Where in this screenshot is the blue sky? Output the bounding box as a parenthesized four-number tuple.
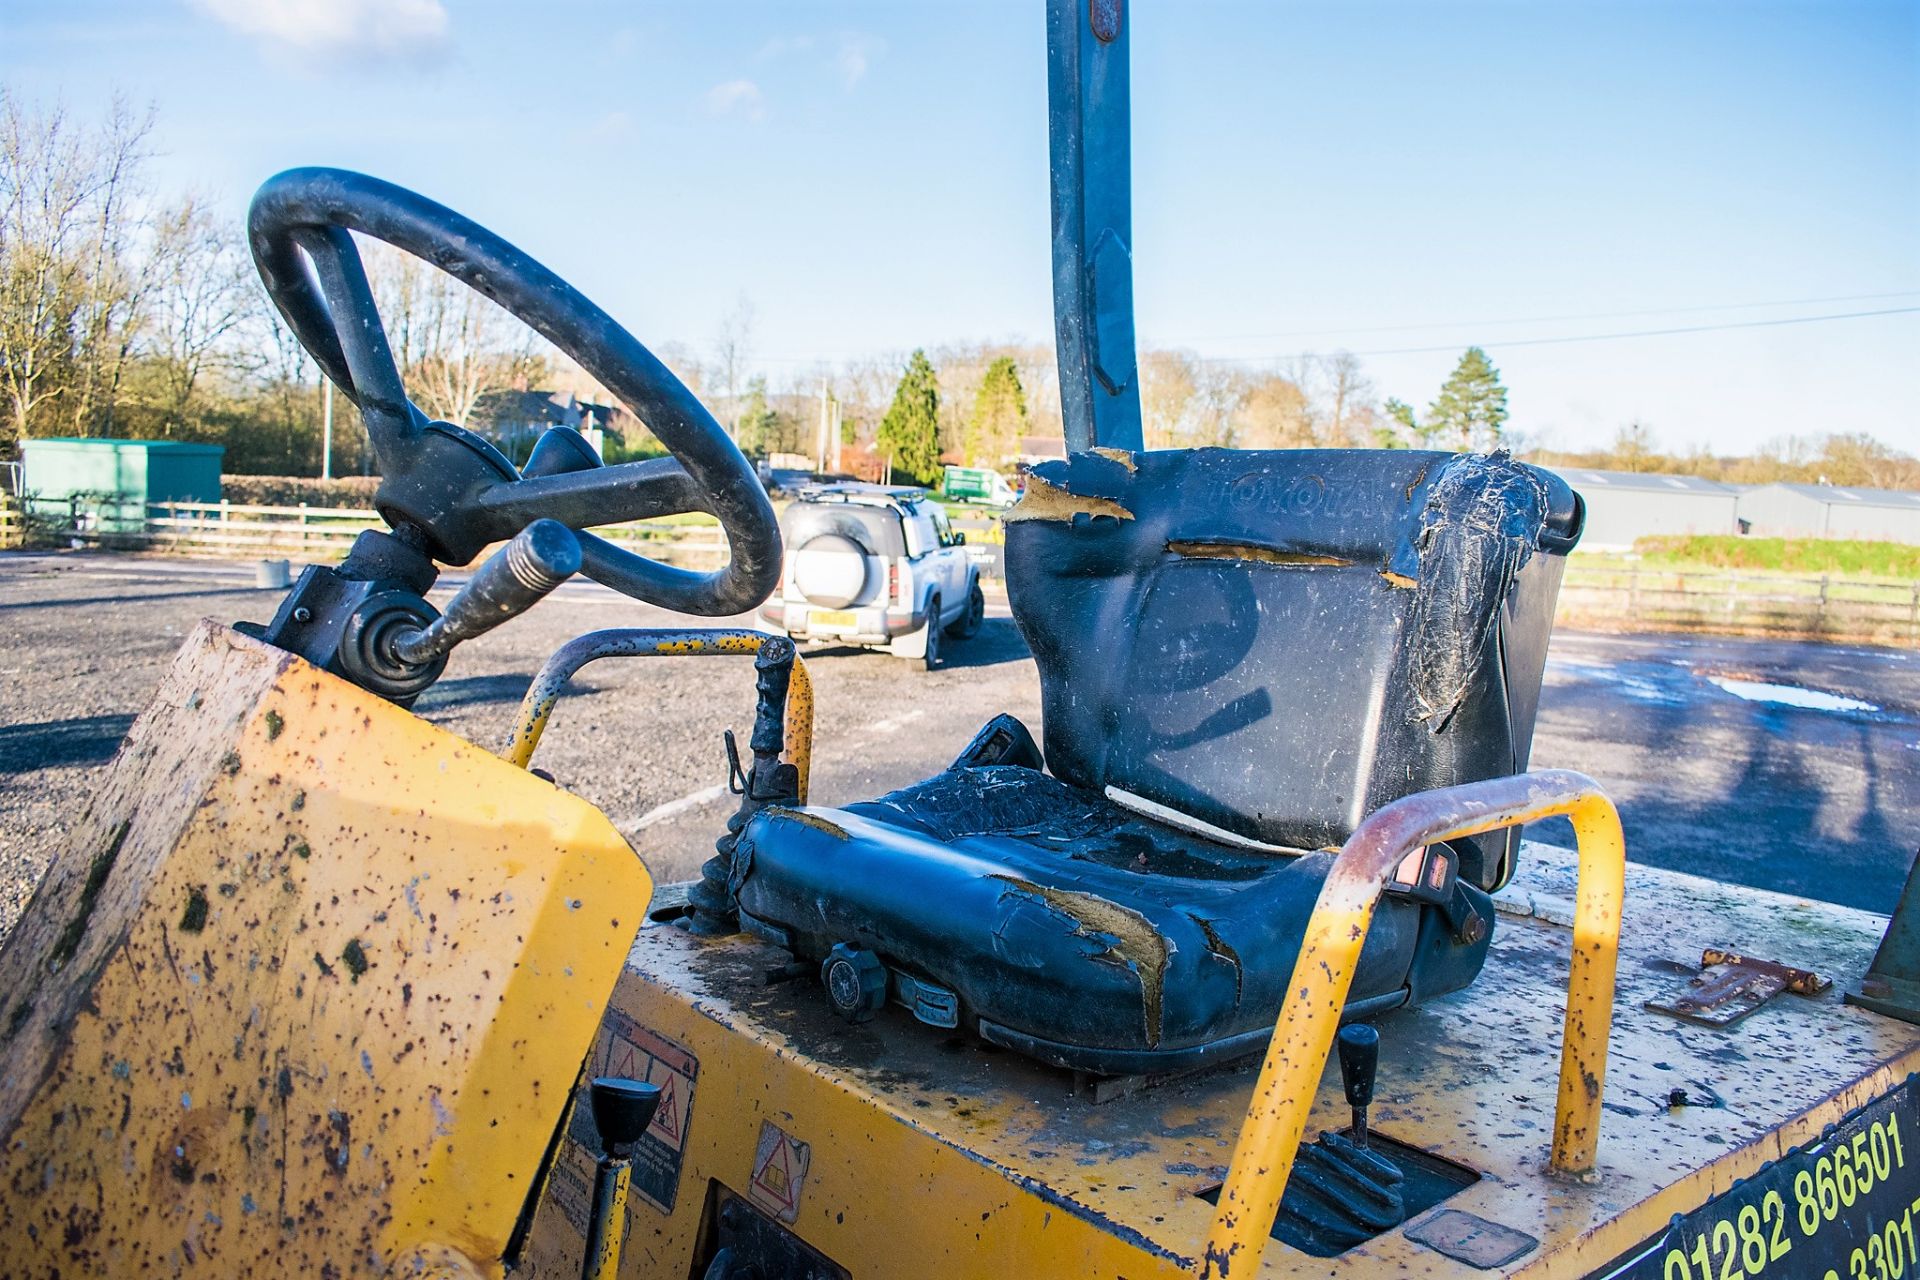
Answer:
(4, 0, 1915, 455)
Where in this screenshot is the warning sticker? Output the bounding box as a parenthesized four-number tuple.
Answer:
(579, 1009, 699, 1215)
(746, 1120, 811, 1224)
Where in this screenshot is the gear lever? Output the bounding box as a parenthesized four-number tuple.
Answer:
(1336, 1023, 1380, 1147)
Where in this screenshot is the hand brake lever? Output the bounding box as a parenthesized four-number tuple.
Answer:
(387, 518, 582, 667)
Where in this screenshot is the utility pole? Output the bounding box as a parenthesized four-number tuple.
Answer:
(829, 397, 842, 473)
(321, 379, 334, 480)
(816, 380, 831, 476)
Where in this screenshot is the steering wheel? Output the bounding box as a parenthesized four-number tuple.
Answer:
(247, 167, 780, 617)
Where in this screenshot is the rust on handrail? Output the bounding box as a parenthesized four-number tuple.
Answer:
(503, 627, 813, 803)
(1199, 769, 1625, 1279)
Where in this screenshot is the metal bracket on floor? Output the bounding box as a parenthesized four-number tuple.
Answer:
(1647, 948, 1831, 1028)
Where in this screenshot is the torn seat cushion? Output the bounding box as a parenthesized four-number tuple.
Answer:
(1003, 448, 1582, 891)
(734, 766, 1493, 1075)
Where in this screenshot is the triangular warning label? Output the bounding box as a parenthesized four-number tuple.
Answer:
(751, 1136, 796, 1213)
(649, 1073, 681, 1143)
(605, 1041, 640, 1080)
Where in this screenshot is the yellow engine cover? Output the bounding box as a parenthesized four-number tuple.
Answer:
(0, 622, 650, 1278)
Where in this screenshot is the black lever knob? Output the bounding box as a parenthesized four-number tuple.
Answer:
(589, 1076, 662, 1158)
(388, 518, 581, 666)
(1337, 1022, 1380, 1146)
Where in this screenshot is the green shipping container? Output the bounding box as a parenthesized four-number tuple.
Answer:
(20, 438, 224, 535)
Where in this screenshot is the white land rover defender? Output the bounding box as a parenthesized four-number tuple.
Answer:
(759, 483, 985, 669)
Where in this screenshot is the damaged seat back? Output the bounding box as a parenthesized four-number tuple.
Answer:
(1005, 447, 1583, 890)
(725, 446, 1582, 1074)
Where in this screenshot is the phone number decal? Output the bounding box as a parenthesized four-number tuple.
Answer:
(1614, 1081, 1920, 1280)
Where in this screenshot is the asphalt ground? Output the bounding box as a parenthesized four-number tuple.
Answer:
(2, 551, 1916, 944)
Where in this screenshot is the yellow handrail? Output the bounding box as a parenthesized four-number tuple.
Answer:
(1198, 769, 1625, 1278)
(503, 628, 814, 803)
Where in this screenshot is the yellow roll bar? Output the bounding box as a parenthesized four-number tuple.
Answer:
(503, 628, 815, 803)
(1199, 769, 1626, 1278)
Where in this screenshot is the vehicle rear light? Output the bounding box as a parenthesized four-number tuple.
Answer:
(889, 563, 901, 603)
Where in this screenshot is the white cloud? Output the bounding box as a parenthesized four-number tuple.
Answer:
(755, 35, 814, 62)
(836, 33, 884, 89)
(191, 0, 450, 65)
(705, 79, 766, 121)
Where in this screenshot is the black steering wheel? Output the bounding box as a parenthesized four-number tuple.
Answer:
(247, 167, 780, 617)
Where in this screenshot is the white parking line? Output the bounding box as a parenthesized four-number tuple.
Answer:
(870, 709, 926, 734)
(630, 783, 729, 830)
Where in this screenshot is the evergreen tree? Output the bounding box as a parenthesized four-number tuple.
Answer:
(1376, 397, 1419, 448)
(735, 375, 779, 458)
(965, 355, 1028, 465)
(1424, 347, 1509, 451)
(877, 349, 943, 484)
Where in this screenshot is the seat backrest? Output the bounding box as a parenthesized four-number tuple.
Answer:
(1003, 447, 1583, 891)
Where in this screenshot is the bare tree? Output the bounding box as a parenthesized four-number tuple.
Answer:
(1610, 421, 1658, 471)
(360, 239, 542, 426)
(144, 196, 252, 433)
(0, 90, 152, 448)
(712, 293, 754, 439)
(1322, 351, 1372, 446)
(832, 352, 906, 449)
(1233, 371, 1315, 448)
(653, 341, 710, 400)
(1139, 347, 1198, 448)
(1815, 432, 1920, 490)
(65, 97, 154, 437)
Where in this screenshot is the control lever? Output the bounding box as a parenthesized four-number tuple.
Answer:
(388, 519, 581, 667)
(1336, 1023, 1380, 1147)
(580, 1076, 663, 1280)
(1271, 1023, 1405, 1254)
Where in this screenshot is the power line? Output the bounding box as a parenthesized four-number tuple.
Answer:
(1178, 289, 1920, 344)
(734, 292, 1920, 366)
(1195, 306, 1920, 365)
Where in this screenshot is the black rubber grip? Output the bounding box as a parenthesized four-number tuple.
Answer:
(1337, 1023, 1380, 1110)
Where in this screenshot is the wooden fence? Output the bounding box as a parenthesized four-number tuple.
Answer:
(4, 495, 1916, 648)
(2, 497, 727, 567)
(1557, 563, 1920, 647)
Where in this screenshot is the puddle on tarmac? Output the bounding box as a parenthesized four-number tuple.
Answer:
(1706, 677, 1879, 714)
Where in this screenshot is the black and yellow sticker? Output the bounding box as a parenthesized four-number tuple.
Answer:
(1604, 1078, 1920, 1280)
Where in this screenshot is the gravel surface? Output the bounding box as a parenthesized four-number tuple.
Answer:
(0, 551, 1038, 939)
(3, 549, 1917, 943)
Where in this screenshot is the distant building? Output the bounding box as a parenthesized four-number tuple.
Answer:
(1737, 483, 1920, 544)
(470, 390, 625, 465)
(1546, 467, 1741, 550)
(20, 437, 223, 534)
(1016, 434, 1067, 464)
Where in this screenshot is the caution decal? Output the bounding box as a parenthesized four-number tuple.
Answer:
(747, 1120, 812, 1224)
(550, 1007, 700, 1220)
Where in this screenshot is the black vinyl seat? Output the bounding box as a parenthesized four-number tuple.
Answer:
(731, 448, 1583, 1074)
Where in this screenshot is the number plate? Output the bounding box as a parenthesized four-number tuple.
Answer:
(808, 609, 858, 631)
(1603, 1078, 1920, 1280)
